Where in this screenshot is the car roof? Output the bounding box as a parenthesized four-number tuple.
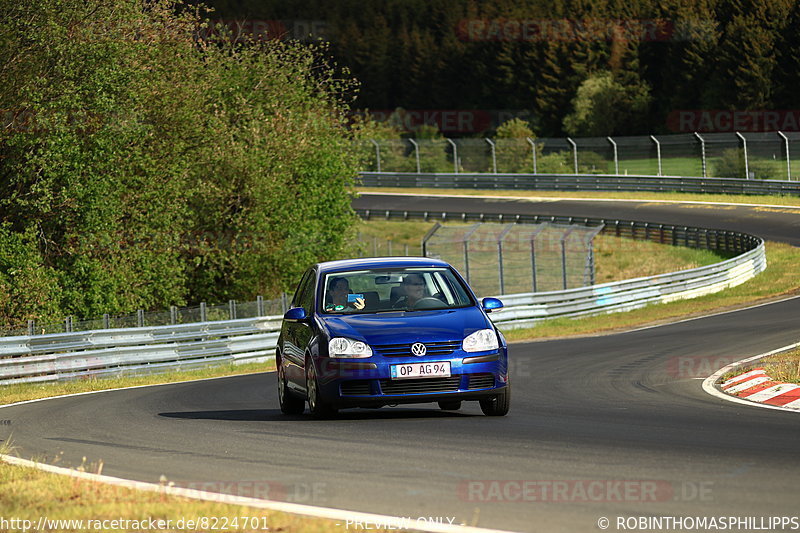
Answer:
(315, 257, 452, 274)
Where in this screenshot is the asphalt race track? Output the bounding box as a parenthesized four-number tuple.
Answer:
(2, 193, 800, 533)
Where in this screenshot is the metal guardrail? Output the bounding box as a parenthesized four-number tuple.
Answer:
(0, 207, 766, 385)
(358, 172, 800, 196)
(490, 244, 765, 329)
(0, 317, 282, 385)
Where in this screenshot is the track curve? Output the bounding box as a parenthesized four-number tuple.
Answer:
(2, 194, 800, 533)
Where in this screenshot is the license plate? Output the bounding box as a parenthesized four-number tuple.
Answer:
(390, 361, 451, 380)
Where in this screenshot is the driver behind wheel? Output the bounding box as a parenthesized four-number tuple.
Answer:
(393, 273, 433, 309)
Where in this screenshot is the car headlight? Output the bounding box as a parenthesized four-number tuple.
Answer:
(462, 329, 499, 353)
(329, 337, 373, 358)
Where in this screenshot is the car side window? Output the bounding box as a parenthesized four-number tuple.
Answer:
(292, 269, 313, 309)
(297, 270, 317, 312)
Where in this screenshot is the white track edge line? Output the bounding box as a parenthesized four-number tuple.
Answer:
(0, 455, 511, 533)
(0, 368, 274, 411)
(360, 191, 800, 210)
(702, 341, 800, 413)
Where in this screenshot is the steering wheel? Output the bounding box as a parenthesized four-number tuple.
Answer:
(412, 297, 445, 310)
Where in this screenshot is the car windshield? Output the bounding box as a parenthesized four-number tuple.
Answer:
(320, 267, 474, 314)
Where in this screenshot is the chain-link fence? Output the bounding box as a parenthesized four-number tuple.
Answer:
(3, 296, 291, 338)
(358, 131, 800, 180)
(421, 222, 602, 296)
(352, 232, 424, 258)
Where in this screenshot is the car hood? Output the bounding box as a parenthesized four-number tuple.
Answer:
(322, 307, 492, 345)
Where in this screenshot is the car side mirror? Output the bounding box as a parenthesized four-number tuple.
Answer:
(482, 297, 504, 313)
(284, 307, 308, 322)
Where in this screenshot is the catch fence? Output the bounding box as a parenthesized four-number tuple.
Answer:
(359, 132, 800, 180)
(422, 222, 602, 295)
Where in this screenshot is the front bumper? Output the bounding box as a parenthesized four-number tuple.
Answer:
(314, 351, 508, 408)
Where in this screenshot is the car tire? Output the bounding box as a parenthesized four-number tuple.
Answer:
(479, 384, 510, 416)
(277, 358, 304, 415)
(438, 400, 462, 411)
(306, 359, 337, 419)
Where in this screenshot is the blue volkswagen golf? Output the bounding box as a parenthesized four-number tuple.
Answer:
(276, 257, 510, 417)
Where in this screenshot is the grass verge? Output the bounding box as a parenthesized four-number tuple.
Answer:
(721, 348, 800, 385)
(357, 187, 800, 208)
(756, 348, 800, 384)
(0, 448, 371, 533)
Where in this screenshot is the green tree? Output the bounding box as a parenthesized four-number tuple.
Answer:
(494, 118, 539, 173)
(563, 71, 652, 137)
(0, 0, 360, 327)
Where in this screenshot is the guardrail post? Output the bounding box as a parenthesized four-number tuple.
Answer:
(169, 306, 177, 325)
(369, 139, 381, 173)
(650, 135, 662, 176)
(560, 228, 575, 290)
(530, 237, 538, 292)
(408, 138, 420, 173)
(200, 302, 207, 322)
(257, 296, 265, 316)
(103, 313, 110, 329)
(137, 309, 144, 327)
(65, 315, 73, 333)
(526, 137, 538, 174)
(485, 138, 497, 174)
(778, 131, 791, 180)
(608, 137, 619, 175)
(567, 137, 578, 174)
(281, 293, 289, 313)
(736, 132, 749, 179)
(229, 300, 237, 320)
(694, 132, 707, 178)
(27, 319, 35, 336)
(446, 138, 458, 174)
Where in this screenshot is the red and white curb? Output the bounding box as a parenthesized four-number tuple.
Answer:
(703, 342, 800, 413)
(720, 368, 800, 409)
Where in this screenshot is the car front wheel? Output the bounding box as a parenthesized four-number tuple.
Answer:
(479, 384, 510, 416)
(306, 359, 337, 418)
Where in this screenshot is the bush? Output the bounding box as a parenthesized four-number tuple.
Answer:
(712, 149, 779, 179)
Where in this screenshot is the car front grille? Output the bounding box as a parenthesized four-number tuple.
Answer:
(372, 340, 462, 357)
(379, 376, 462, 395)
(341, 380, 372, 396)
(468, 373, 496, 390)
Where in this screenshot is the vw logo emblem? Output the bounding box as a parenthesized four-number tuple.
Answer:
(410, 342, 427, 356)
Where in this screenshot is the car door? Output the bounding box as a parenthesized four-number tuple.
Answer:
(282, 268, 316, 391)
